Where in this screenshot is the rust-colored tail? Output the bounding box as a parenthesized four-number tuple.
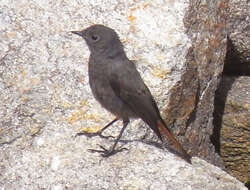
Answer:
(157, 120, 191, 163)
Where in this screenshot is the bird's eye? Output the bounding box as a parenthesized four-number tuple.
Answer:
(91, 34, 100, 41)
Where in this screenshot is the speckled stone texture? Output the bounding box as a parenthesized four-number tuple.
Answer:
(0, 0, 247, 189)
(214, 76, 250, 184)
(211, 0, 250, 185)
(176, 0, 227, 166)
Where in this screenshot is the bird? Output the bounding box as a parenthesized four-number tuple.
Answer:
(71, 24, 191, 163)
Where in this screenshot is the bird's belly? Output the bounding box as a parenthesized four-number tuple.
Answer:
(89, 76, 136, 119)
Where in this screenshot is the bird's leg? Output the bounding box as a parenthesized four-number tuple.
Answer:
(88, 119, 129, 157)
(76, 118, 118, 139)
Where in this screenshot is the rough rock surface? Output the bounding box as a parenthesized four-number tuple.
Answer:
(0, 0, 246, 189)
(211, 0, 250, 185)
(213, 76, 250, 184)
(1, 142, 247, 190)
(172, 0, 227, 166)
(224, 0, 250, 75)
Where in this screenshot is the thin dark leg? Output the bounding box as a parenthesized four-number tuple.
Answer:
(76, 118, 119, 139)
(89, 119, 130, 157)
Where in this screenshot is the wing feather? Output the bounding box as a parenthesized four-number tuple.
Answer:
(109, 60, 162, 140)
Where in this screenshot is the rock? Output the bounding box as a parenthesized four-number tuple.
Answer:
(211, 0, 250, 185)
(0, 141, 247, 190)
(224, 0, 250, 75)
(0, 0, 245, 189)
(176, 0, 227, 167)
(213, 76, 250, 184)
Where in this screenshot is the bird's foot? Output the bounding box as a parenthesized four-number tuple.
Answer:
(76, 131, 114, 139)
(88, 145, 128, 157)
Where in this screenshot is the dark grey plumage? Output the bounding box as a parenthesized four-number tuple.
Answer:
(71, 25, 191, 163)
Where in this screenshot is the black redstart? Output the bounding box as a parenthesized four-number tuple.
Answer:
(71, 24, 191, 163)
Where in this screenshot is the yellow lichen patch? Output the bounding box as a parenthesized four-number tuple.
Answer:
(29, 125, 42, 136)
(129, 6, 137, 12)
(80, 100, 88, 107)
(67, 110, 87, 124)
(152, 67, 170, 79)
(66, 110, 101, 124)
(142, 2, 151, 9)
(84, 113, 100, 120)
(77, 126, 102, 134)
(61, 102, 74, 109)
(42, 103, 56, 114)
(121, 37, 128, 44)
(128, 15, 136, 22)
(6, 31, 17, 38)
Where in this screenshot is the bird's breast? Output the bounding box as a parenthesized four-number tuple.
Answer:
(88, 59, 136, 118)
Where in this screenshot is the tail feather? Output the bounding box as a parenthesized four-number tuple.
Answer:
(157, 120, 191, 163)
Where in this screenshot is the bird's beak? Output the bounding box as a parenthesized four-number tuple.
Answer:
(71, 30, 84, 37)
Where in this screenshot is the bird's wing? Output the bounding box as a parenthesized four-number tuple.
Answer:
(109, 60, 162, 140)
(109, 60, 192, 163)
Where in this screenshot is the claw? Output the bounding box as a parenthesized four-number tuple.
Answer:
(76, 131, 114, 139)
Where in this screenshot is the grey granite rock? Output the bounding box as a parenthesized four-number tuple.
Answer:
(0, 0, 246, 189)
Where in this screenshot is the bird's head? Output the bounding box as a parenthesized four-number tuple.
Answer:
(71, 24, 124, 57)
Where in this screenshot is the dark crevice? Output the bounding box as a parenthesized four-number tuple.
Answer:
(223, 38, 250, 76)
(245, 181, 250, 189)
(211, 37, 250, 188)
(210, 37, 239, 154)
(211, 76, 235, 154)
